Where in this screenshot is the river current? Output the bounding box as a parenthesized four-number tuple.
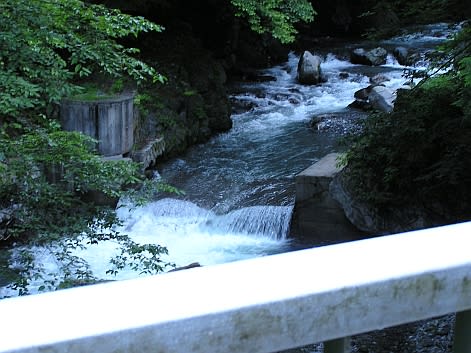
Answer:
(0, 23, 461, 295)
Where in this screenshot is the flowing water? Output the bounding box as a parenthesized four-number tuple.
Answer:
(0, 23, 462, 295)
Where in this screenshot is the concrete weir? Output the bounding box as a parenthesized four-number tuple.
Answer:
(291, 153, 364, 242)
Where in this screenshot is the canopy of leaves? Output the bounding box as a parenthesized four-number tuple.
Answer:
(230, 0, 315, 43)
(0, 0, 176, 292)
(0, 127, 142, 241)
(0, 0, 164, 121)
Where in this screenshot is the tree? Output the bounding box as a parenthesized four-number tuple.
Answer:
(0, 0, 164, 123)
(230, 0, 315, 43)
(0, 0, 174, 296)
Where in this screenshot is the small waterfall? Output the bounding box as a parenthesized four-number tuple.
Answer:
(202, 205, 293, 240)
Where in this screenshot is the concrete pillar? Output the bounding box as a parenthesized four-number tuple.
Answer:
(453, 310, 471, 353)
(324, 337, 351, 353)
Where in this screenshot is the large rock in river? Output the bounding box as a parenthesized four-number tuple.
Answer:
(368, 86, 395, 113)
(297, 51, 322, 84)
(350, 85, 396, 113)
(330, 170, 450, 235)
(350, 47, 388, 66)
(393, 46, 409, 66)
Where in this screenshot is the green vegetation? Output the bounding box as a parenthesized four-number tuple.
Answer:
(0, 124, 182, 296)
(343, 26, 471, 222)
(0, 0, 164, 122)
(0, 0, 171, 296)
(230, 0, 315, 43)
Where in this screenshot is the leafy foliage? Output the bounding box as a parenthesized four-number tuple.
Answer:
(0, 126, 177, 296)
(0, 0, 180, 296)
(343, 25, 471, 221)
(0, 0, 164, 120)
(230, 0, 315, 43)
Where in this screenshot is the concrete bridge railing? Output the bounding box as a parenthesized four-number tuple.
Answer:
(1, 221, 470, 353)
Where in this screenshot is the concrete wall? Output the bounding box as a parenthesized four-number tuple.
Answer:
(60, 94, 134, 157)
(291, 153, 365, 242)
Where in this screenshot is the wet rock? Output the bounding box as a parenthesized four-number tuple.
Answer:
(297, 51, 322, 84)
(394, 46, 410, 66)
(351, 47, 388, 66)
(348, 99, 372, 111)
(330, 170, 449, 235)
(339, 72, 349, 79)
(229, 97, 257, 114)
(368, 85, 395, 112)
(236, 69, 276, 82)
(168, 262, 201, 272)
(350, 85, 395, 113)
(354, 85, 373, 101)
(370, 74, 390, 85)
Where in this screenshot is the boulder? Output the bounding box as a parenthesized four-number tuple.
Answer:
(354, 85, 373, 101)
(350, 47, 388, 66)
(368, 86, 395, 113)
(297, 51, 322, 84)
(330, 171, 440, 235)
(350, 85, 395, 113)
(393, 47, 409, 66)
(369, 74, 390, 85)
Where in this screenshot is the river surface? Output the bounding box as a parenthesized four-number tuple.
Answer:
(0, 23, 461, 295)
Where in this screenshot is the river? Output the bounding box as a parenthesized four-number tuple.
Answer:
(0, 22, 461, 295)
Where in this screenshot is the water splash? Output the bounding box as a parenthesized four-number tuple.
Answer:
(202, 205, 293, 240)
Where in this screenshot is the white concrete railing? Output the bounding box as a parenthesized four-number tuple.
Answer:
(1, 222, 470, 353)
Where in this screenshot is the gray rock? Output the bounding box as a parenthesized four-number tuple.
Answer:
(394, 46, 409, 66)
(297, 51, 322, 84)
(370, 74, 390, 85)
(351, 47, 388, 66)
(354, 85, 374, 101)
(330, 171, 432, 235)
(368, 85, 395, 112)
(351, 85, 394, 113)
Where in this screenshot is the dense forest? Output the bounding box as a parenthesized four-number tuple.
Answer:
(0, 0, 470, 293)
